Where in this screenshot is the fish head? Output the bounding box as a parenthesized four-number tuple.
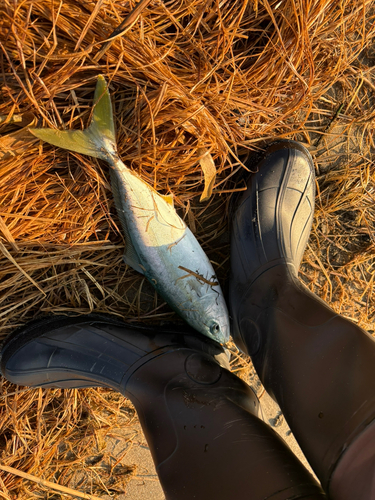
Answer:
(205, 318, 230, 345)
(186, 289, 230, 345)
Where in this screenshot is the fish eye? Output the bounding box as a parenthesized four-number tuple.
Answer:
(210, 323, 220, 335)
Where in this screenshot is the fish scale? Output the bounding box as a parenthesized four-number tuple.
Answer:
(29, 75, 229, 344)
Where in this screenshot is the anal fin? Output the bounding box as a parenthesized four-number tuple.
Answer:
(110, 170, 145, 275)
(122, 247, 145, 275)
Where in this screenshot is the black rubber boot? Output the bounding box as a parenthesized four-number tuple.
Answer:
(1, 314, 326, 500)
(230, 140, 375, 499)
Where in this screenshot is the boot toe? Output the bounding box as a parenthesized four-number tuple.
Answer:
(231, 140, 315, 285)
(2, 339, 103, 388)
(230, 140, 315, 352)
(1, 315, 229, 390)
(0, 325, 123, 389)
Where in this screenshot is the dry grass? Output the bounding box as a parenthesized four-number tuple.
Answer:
(0, 382, 138, 498)
(0, 0, 375, 497)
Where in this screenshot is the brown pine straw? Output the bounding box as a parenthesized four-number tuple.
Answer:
(0, 464, 103, 500)
(0, 0, 375, 497)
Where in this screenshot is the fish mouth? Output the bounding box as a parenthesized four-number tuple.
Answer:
(217, 321, 230, 345)
(219, 330, 230, 345)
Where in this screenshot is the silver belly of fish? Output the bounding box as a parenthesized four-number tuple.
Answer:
(111, 159, 229, 343)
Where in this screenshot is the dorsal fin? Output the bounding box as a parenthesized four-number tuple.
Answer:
(160, 193, 174, 207)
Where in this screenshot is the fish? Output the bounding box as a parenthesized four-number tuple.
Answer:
(29, 76, 230, 344)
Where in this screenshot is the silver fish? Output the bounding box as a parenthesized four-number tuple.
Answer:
(29, 76, 230, 344)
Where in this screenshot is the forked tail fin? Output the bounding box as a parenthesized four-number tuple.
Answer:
(29, 75, 116, 160)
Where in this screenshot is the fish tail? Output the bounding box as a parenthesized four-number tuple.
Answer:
(29, 76, 116, 161)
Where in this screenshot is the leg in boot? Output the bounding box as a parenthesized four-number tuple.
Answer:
(1, 315, 326, 500)
(230, 140, 375, 498)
